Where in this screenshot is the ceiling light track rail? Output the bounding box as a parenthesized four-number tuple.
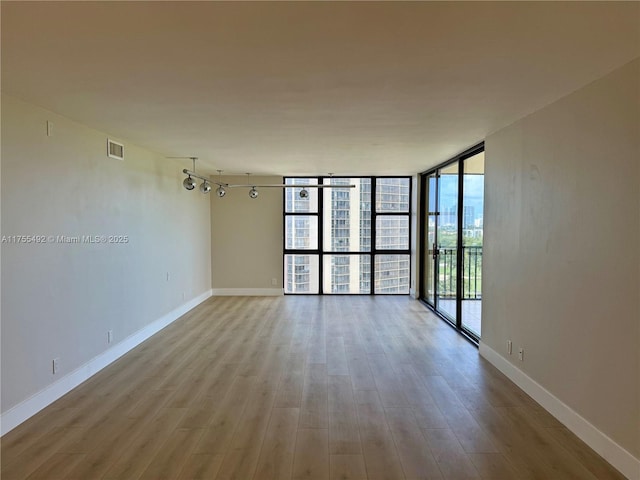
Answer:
(176, 157, 356, 198)
(224, 183, 356, 189)
(182, 169, 223, 185)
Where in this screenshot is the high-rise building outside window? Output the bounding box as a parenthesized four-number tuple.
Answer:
(284, 176, 411, 294)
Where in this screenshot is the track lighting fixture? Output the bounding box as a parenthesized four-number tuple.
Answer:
(215, 170, 226, 197)
(199, 181, 212, 193)
(180, 157, 202, 191)
(183, 176, 196, 191)
(176, 157, 215, 194)
(171, 158, 358, 198)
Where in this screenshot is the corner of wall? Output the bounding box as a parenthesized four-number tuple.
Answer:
(479, 342, 640, 480)
(1, 290, 212, 435)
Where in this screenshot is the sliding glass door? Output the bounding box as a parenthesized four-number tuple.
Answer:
(461, 152, 484, 336)
(436, 162, 459, 322)
(423, 172, 437, 306)
(420, 144, 484, 341)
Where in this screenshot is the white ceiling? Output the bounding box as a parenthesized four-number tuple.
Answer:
(2, 2, 638, 175)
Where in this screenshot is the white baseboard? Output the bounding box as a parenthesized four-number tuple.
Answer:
(211, 288, 283, 296)
(479, 342, 640, 480)
(0, 289, 213, 436)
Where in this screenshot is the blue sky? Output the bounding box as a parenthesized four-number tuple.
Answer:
(439, 174, 484, 220)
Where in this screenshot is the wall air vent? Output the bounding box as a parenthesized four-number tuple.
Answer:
(107, 139, 124, 161)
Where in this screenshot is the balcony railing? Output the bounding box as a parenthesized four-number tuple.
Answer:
(437, 245, 482, 299)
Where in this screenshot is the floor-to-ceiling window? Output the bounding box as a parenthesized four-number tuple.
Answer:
(284, 176, 411, 294)
(460, 152, 484, 337)
(420, 144, 484, 341)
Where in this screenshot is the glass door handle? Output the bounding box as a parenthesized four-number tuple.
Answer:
(432, 243, 439, 259)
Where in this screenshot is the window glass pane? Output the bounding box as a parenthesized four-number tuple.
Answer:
(323, 255, 370, 294)
(376, 178, 410, 212)
(437, 162, 458, 321)
(375, 255, 410, 294)
(462, 151, 484, 337)
(285, 178, 318, 213)
(375, 216, 409, 250)
(285, 216, 318, 250)
(284, 255, 319, 294)
(323, 178, 371, 252)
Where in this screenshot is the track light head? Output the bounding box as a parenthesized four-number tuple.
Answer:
(199, 181, 212, 194)
(183, 176, 196, 191)
(249, 187, 259, 199)
(299, 188, 309, 199)
(216, 186, 226, 197)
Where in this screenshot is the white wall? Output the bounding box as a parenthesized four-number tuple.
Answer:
(1, 95, 211, 418)
(482, 59, 639, 473)
(210, 175, 283, 294)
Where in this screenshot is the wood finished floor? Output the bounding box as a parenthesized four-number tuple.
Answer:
(1, 296, 626, 480)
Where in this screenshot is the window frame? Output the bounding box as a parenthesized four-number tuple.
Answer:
(418, 141, 484, 344)
(283, 175, 412, 295)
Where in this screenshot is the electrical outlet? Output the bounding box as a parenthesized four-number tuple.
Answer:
(271, 277, 277, 286)
(166, 272, 170, 282)
(46, 120, 53, 137)
(107, 330, 113, 344)
(182, 292, 186, 301)
(507, 340, 512, 355)
(518, 348, 524, 361)
(52, 358, 60, 374)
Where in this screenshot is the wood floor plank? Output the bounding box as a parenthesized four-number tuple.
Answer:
(421, 428, 481, 479)
(292, 428, 329, 480)
(0, 296, 624, 480)
(328, 375, 356, 414)
(411, 403, 448, 430)
(384, 407, 442, 479)
(178, 453, 225, 480)
(367, 354, 410, 408)
(194, 375, 256, 454)
(252, 407, 299, 480)
(101, 407, 187, 480)
(300, 363, 328, 429)
(469, 403, 563, 480)
(63, 415, 150, 479)
(329, 408, 362, 455)
(0, 407, 77, 462)
(497, 406, 600, 480)
(330, 454, 367, 480)
(275, 353, 307, 408)
(468, 452, 523, 479)
(1, 427, 70, 480)
(327, 337, 349, 376)
(355, 390, 405, 480)
(392, 363, 437, 407)
(345, 345, 377, 391)
(24, 452, 85, 480)
(215, 376, 281, 480)
(328, 376, 361, 455)
(544, 427, 627, 480)
(139, 427, 203, 480)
